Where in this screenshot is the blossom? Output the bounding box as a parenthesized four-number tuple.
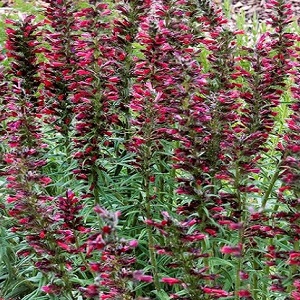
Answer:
(133, 271, 153, 283)
(221, 245, 242, 256)
(161, 277, 182, 285)
(202, 287, 229, 297)
(238, 290, 251, 297)
(41, 284, 61, 294)
(288, 252, 300, 265)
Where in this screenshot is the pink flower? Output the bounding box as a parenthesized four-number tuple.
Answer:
(39, 176, 52, 185)
(288, 252, 300, 265)
(128, 240, 138, 248)
(221, 245, 242, 256)
(203, 287, 229, 297)
(161, 277, 181, 285)
(238, 290, 251, 297)
(239, 271, 249, 280)
(133, 270, 153, 283)
(41, 284, 60, 294)
(291, 290, 300, 300)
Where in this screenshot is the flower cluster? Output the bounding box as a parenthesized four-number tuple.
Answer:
(81, 206, 138, 299)
(3, 15, 50, 236)
(1, 16, 88, 298)
(39, 0, 78, 138)
(70, 2, 121, 191)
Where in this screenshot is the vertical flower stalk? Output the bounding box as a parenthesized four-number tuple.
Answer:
(39, 0, 79, 153)
(0, 51, 8, 165)
(111, 0, 148, 146)
(107, 0, 152, 203)
(278, 23, 300, 299)
(70, 2, 120, 202)
(128, 0, 235, 297)
(168, 2, 241, 297)
(3, 15, 47, 233)
(126, 0, 200, 292)
(2, 15, 84, 299)
(230, 0, 299, 298)
(81, 206, 138, 299)
(223, 1, 295, 299)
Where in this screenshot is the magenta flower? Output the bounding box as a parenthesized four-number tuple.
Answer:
(202, 287, 229, 297)
(133, 271, 153, 283)
(288, 252, 300, 265)
(221, 245, 242, 257)
(238, 289, 252, 297)
(161, 277, 182, 285)
(41, 284, 61, 294)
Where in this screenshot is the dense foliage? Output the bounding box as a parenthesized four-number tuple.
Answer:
(0, 0, 299, 299)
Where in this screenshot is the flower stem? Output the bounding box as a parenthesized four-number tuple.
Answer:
(261, 167, 280, 210)
(234, 161, 243, 300)
(144, 164, 161, 292)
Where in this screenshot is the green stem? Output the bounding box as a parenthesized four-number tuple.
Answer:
(261, 167, 280, 210)
(252, 259, 259, 300)
(261, 151, 287, 210)
(146, 204, 161, 292)
(92, 169, 100, 205)
(235, 255, 241, 300)
(261, 264, 269, 300)
(75, 235, 90, 272)
(144, 169, 161, 292)
(234, 161, 243, 300)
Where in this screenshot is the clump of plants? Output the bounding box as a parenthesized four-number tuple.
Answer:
(0, 0, 299, 299)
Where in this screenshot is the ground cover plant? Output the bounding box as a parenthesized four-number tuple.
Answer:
(0, 0, 299, 299)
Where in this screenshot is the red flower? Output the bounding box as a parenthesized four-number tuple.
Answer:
(221, 245, 242, 256)
(133, 271, 153, 283)
(41, 284, 61, 294)
(288, 252, 300, 265)
(203, 287, 229, 297)
(161, 277, 182, 285)
(238, 290, 251, 297)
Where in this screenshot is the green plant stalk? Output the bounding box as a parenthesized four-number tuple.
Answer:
(143, 152, 161, 292)
(92, 169, 100, 205)
(170, 140, 179, 201)
(234, 161, 243, 300)
(261, 167, 280, 210)
(262, 202, 282, 300)
(145, 198, 161, 292)
(261, 263, 270, 300)
(179, 250, 203, 299)
(59, 261, 75, 300)
(261, 150, 288, 210)
(261, 92, 290, 210)
(252, 259, 259, 300)
(75, 235, 90, 272)
(235, 254, 242, 300)
(157, 160, 166, 203)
